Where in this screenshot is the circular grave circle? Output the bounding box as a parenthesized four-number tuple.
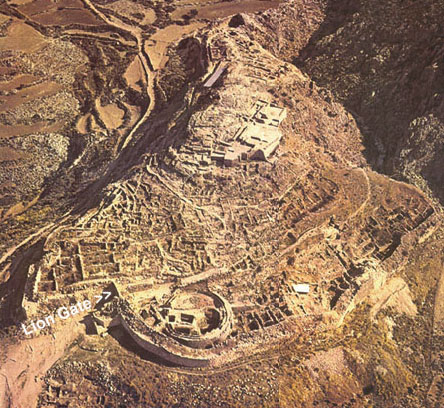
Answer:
(162, 291, 233, 349)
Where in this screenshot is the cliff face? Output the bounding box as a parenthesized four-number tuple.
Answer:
(250, 0, 444, 203)
(278, 0, 444, 203)
(246, 2, 444, 406)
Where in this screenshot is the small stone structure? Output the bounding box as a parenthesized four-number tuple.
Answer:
(159, 291, 233, 349)
(204, 62, 228, 87)
(222, 101, 287, 166)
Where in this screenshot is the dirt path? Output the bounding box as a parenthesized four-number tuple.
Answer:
(80, 0, 156, 151)
(348, 167, 371, 220)
(0, 319, 82, 408)
(426, 255, 444, 407)
(0, 6, 158, 406)
(162, 354, 280, 377)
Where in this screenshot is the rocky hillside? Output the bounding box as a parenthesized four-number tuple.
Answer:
(0, 1, 443, 408)
(269, 0, 444, 204)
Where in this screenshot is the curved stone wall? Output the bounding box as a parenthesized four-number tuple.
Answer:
(115, 315, 212, 368)
(113, 292, 233, 368)
(165, 291, 233, 349)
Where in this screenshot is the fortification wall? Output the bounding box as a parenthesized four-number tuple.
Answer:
(115, 315, 212, 368)
(112, 291, 237, 367)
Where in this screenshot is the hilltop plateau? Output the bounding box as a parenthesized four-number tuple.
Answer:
(0, 1, 443, 407)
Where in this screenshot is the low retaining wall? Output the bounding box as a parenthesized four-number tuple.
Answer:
(114, 314, 213, 368)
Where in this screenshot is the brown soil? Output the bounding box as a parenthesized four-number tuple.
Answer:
(95, 100, 125, 130)
(0, 21, 47, 53)
(0, 75, 41, 92)
(0, 13, 10, 24)
(0, 319, 82, 408)
(145, 23, 205, 70)
(0, 122, 64, 139)
(17, 0, 85, 16)
(0, 147, 25, 162)
(31, 8, 101, 26)
(123, 56, 145, 92)
(198, 0, 282, 19)
(0, 81, 62, 112)
(75, 113, 90, 134)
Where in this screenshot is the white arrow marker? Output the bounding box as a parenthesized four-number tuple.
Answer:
(94, 291, 112, 303)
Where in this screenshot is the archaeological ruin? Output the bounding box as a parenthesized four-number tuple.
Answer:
(14, 20, 439, 370)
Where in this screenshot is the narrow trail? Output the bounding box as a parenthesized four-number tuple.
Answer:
(81, 0, 156, 151)
(347, 167, 371, 220)
(426, 255, 444, 406)
(163, 353, 279, 377)
(1, 2, 159, 272)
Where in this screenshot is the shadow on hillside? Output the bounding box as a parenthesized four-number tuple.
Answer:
(293, 0, 444, 203)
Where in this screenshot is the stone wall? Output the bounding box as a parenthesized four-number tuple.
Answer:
(113, 314, 212, 368)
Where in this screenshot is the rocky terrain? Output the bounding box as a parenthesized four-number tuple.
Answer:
(0, 1, 443, 407)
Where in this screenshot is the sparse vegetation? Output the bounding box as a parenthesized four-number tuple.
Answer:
(0, 1, 443, 408)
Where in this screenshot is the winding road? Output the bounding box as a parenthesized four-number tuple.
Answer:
(81, 0, 156, 151)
